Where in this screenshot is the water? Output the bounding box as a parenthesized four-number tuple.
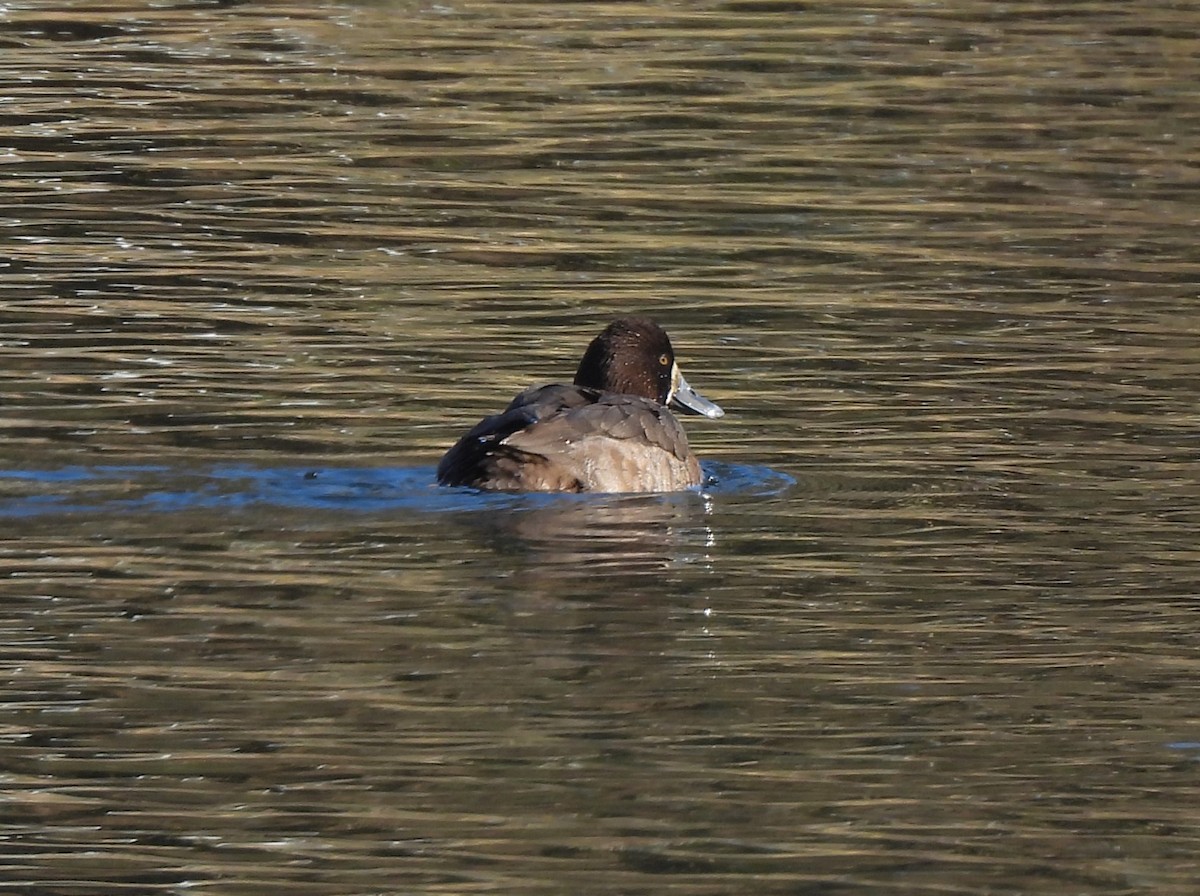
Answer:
(2, 0, 1199, 893)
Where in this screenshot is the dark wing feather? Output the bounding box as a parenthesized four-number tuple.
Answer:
(436, 385, 597, 489)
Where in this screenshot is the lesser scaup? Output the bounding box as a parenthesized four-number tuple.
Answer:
(436, 317, 724, 492)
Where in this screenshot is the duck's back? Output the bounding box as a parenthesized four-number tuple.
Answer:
(436, 384, 702, 493)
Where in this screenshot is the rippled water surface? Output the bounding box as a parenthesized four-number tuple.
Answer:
(3, 1, 1199, 893)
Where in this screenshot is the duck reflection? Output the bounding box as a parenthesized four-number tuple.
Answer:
(462, 490, 717, 582)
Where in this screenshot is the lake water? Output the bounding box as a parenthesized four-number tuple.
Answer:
(3, 1, 1199, 893)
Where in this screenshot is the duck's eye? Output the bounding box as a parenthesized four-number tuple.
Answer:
(658, 353, 670, 367)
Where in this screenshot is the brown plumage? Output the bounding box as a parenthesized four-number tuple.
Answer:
(436, 317, 724, 493)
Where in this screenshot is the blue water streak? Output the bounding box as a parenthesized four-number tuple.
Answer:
(0, 461, 793, 519)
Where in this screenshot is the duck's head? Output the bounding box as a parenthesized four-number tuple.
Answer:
(573, 317, 725, 419)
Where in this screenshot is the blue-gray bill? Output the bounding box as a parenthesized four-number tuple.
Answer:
(671, 373, 724, 418)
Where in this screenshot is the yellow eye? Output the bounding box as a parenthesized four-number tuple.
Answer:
(658, 353, 670, 366)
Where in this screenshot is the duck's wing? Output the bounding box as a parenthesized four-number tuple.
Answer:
(500, 390, 699, 492)
(436, 385, 598, 490)
(505, 391, 691, 459)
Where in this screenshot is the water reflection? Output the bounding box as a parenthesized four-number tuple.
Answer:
(460, 491, 717, 577)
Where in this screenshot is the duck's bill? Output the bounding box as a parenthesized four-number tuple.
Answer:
(671, 372, 725, 418)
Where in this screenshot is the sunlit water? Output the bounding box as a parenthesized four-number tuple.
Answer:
(2, 1, 1198, 894)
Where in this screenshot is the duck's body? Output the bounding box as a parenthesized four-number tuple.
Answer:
(436, 318, 724, 493)
(437, 383, 701, 492)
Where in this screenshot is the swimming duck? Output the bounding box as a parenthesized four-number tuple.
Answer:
(436, 317, 724, 493)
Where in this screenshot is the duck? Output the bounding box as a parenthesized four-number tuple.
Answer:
(436, 317, 724, 493)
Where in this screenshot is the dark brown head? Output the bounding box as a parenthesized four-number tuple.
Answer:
(573, 317, 724, 418)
